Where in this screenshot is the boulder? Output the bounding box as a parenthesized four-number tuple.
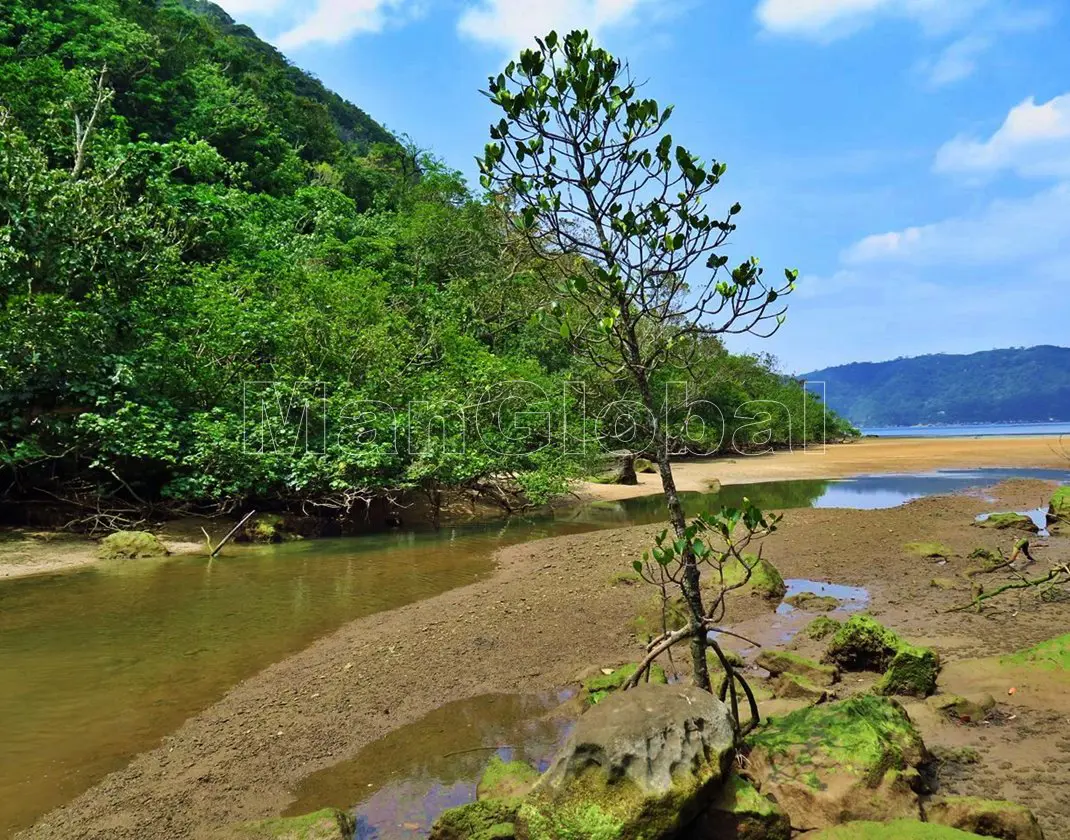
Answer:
(98, 530, 169, 560)
(519, 683, 735, 840)
(746, 695, 926, 830)
(756, 650, 839, 687)
(926, 797, 1044, 840)
(229, 809, 355, 840)
(824, 616, 939, 697)
(770, 672, 828, 704)
(477, 756, 539, 801)
(875, 644, 940, 698)
(719, 555, 787, 601)
(930, 578, 959, 591)
(808, 822, 987, 839)
(1048, 486, 1070, 531)
(975, 513, 1038, 534)
(430, 800, 521, 840)
(806, 616, 841, 641)
(906, 542, 952, 559)
(581, 663, 667, 706)
(241, 513, 292, 543)
(685, 773, 791, 840)
(784, 592, 840, 612)
(634, 458, 658, 474)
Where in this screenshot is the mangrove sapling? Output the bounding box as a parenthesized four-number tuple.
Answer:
(623, 499, 781, 737)
(477, 30, 797, 690)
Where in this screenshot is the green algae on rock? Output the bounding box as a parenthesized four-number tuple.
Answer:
(232, 808, 355, 840)
(582, 663, 667, 706)
(875, 644, 940, 698)
(98, 530, 169, 560)
(477, 756, 540, 801)
(784, 592, 840, 612)
(756, 650, 839, 687)
(1048, 486, 1070, 531)
(974, 513, 1038, 533)
(769, 672, 828, 704)
(808, 821, 986, 839)
(689, 773, 791, 840)
(429, 800, 522, 840)
(925, 796, 1044, 840)
(824, 615, 939, 697)
(723, 554, 788, 601)
(806, 616, 841, 641)
(906, 541, 953, 559)
(746, 695, 926, 829)
(522, 683, 735, 840)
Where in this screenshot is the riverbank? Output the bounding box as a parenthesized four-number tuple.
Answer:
(18, 477, 1070, 840)
(579, 435, 1070, 501)
(5, 436, 1066, 583)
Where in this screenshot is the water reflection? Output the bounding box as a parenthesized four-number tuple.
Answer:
(286, 694, 575, 840)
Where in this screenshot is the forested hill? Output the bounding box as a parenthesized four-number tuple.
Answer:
(0, 0, 851, 521)
(804, 346, 1070, 427)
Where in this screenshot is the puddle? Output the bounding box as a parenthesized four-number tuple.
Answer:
(285, 693, 576, 839)
(975, 509, 1050, 537)
(777, 579, 870, 616)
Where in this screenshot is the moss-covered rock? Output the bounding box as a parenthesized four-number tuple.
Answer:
(806, 616, 841, 641)
(1048, 486, 1070, 532)
(725, 554, 787, 601)
(930, 578, 959, 591)
(746, 695, 926, 829)
(476, 756, 539, 801)
(824, 616, 904, 672)
(522, 684, 735, 840)
(634, 458, 658, 474)
(98, 530, 169, 560)
(581, 663, 667, 706)
(770, 672, 828, 704)
(232, 809, 355, 840)
(784, 592, 840, 611)
(926, 796, 1044, 840)
(240, 513, 292, 543)
(824, 616, 939, 697)
(688, 773, 791, 840)
(756, 650, 839, 687)
(927, 694, 995, 724)
(906, 541, 953, 559)
(975, 513, 1038, 533)
(875, 644, 940, 698)
(808, 822, 986, 839)
(429, 800, 522, 840)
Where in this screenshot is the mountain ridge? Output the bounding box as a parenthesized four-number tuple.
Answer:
(802, 345, 1070, 427)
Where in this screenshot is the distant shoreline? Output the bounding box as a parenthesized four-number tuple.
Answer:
(578, 434, 1070, 501)
(861, 421, 1070, 439)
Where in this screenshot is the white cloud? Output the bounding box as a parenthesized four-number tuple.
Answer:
(216, 0, 411, 48)
(843, 182, 1070, 265)
(921, 34, 991, 87)
(754, 0, 985, 40)
(457, 0, 649, 53)
(935, 93, 1070, 179)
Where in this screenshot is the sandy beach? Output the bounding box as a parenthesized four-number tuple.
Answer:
(578, 435, 1070, 500)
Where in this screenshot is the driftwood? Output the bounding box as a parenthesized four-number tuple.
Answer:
(210, 509, 257, 558)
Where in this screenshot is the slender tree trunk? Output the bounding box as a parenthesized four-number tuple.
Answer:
(633, 367, 711, 691)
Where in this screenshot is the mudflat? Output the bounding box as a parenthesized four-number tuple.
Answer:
(17, 477, 1070, 840)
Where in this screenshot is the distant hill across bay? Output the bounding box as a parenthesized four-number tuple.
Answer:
(802, 346, 1070, 427)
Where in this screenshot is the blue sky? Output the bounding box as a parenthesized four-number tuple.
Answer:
(217, 0, 1069, 374)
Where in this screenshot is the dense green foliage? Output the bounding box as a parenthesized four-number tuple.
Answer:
(804, 345, 1070, 427)
(0, 2, 848, 518)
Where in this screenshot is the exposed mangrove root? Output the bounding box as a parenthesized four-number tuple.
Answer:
(950, 564, 1070, 613)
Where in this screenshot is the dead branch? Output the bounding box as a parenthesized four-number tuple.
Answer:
(71, 65, 111, 179)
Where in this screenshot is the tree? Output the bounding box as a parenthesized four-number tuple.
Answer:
(477, 30, 797, 692)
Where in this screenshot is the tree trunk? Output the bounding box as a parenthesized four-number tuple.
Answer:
(634, 368, 711, 691)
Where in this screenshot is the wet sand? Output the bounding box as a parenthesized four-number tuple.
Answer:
(18, 477, 1070, 840)
(580, 435, 1070, 500)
